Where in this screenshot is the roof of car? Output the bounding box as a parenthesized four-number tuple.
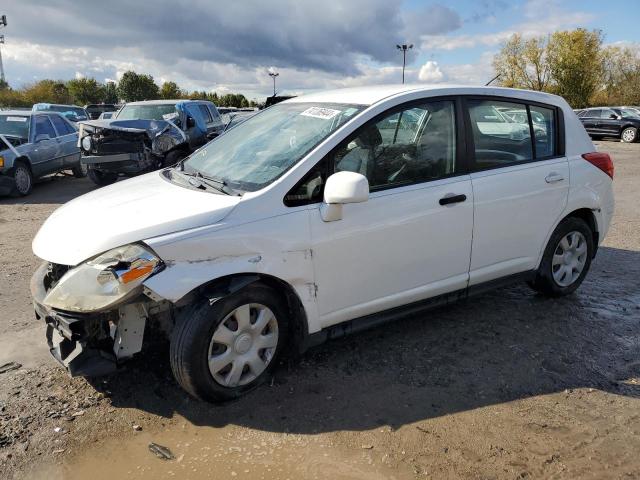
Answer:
(33, 103, 84, 108)
(0, 110, 34, 116)
(125, 99, 211, 105)
(285, 84, 566, 107)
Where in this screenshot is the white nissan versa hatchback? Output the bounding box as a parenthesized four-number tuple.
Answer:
(31, 85, 614, 402)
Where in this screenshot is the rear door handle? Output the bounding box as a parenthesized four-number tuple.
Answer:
(439, 194, 467, 206)
(545, 172, 564, 184)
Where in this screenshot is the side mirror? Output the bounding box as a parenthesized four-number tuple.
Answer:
(320, 171, 369, 222)
(609, 114, 618, 120)
(35, 134, 50, 143)
(186, 116, 196, 128)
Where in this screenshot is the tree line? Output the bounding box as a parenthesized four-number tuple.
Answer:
(0, 70, 258, 108)
(493, 28, 640, 108)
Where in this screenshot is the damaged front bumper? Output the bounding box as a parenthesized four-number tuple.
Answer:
(30, 262, 153, 377)
(82, 152, 155, 175)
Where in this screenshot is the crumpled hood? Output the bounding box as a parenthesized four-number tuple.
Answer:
(33, 172, 241, 266)
(79, 118, 177, 137)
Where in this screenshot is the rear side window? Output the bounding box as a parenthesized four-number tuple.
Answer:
(34, 115, 57, 139)
(600, 109, 617, 119)
(467, 99, 533, 169)
(49, 115, 75, 135)
(530, 105, 557, 158)
(586, 109, 601, 118)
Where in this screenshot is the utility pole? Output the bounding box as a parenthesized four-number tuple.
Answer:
(0, 15, 6, 84)
(268, 71, 279, 96)
(396, 43, 413, 84)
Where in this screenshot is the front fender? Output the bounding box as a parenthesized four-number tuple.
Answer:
(142, 210, 321, 333)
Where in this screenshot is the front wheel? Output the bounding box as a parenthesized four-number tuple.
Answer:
(529, 217, 594, 297)
(621, 127, 637, 143)
(170, 283, 288, 402)
(87, 169, 118, 186)
(12, 161, 33, 196)
(72, 162, 88, 178)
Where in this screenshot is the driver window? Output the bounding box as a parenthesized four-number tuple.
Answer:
(333, 100, 456, 190)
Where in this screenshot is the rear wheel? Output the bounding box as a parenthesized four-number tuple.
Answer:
(529, 217, 594, 297)
(621, 127, 637, 143)
(170, 283, 289, 402)
(11, 161, 33, 196)
(87, 169, 118, 186)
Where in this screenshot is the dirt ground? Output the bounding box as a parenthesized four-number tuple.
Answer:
(1, 141, 639, 480)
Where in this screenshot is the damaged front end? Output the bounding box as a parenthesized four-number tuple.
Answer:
(30, 246, 172, 377)
(78, 117, 187, 176)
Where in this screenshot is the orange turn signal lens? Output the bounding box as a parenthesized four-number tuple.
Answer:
(119, 264, 154, 284)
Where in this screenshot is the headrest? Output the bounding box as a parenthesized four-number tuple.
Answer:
(356, 125, 383, 148)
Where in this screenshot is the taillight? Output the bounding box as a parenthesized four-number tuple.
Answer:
(582, 152, 614, 179)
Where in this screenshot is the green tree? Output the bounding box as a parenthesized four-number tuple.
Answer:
(67, 77, 104, 105)
(493, 33, 551, 91)
(160, 81, 182, 99)
(22, 80, 72, 105)
(546, 29, 604, 108)
(116, 71, 159, 102)
(596, 45, 640, 106)
(103, 81, 118, 104)
(0, 79, 8, 90)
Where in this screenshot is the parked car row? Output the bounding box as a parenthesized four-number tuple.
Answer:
(575, 106, 640, 142)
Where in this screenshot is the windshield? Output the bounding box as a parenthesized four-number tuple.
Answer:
(0, 115, 30, 139)
(182, 102, 364, 192)
(117, 104, 177, 120)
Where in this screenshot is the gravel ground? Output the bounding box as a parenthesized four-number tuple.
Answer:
(0, 141, 639, 479)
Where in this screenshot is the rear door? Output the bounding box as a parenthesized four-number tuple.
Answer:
(31, 114, 62, 175)
(465, 97, 569, 285)
(580, 109, 601, 134)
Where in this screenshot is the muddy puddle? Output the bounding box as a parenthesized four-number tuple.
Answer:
(30, 421, 403, 480)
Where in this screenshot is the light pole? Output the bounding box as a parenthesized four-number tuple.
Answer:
(396, 43, 413, 84)
(0, 15, 7, 84)
(268, 71, 279, 96)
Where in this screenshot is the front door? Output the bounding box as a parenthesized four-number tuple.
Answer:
(31, 115, 62, 176)
(306, 98, 474, 328)
(465, 98, 569, 284)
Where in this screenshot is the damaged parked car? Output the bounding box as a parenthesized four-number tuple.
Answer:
(78, 99, 224, 186)
(31, 85, 614, 402)
(0, 110, 85, 196)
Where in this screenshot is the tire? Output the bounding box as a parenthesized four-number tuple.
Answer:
(72, 161, 88, 178)
(170, 283, 289, 402)
(87, 168, 118, 186)
(162, 149, 186, 168)
(529, 217, 594, 297)
(11, 161, 33, 196)
(621, 127, 637, 143)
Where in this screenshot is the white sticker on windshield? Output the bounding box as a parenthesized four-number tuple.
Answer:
(6, 116, 27, 122)
(163, 112, 179, 121)
(300, 107, 341, 120)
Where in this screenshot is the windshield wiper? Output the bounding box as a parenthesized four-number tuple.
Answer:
(178, 169, 240, 196)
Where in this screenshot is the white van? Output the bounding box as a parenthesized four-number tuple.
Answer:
(31, 85, 614, 402)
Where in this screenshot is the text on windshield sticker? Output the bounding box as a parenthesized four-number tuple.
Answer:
(300, 107, 341, 120)
(6, 117, 28, 122)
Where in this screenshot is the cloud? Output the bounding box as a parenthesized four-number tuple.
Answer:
(418, 61, 444, 82)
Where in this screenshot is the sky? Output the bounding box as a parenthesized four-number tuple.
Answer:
(0, 0, 638, 100)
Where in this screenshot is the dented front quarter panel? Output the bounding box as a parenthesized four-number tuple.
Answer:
(142, 208, 320, 333)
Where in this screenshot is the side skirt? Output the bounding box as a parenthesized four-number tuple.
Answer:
(302, 270, 536, 351)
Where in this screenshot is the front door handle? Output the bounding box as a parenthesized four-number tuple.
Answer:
(545, 172, 564, 184)
(439, 194, 467, 206)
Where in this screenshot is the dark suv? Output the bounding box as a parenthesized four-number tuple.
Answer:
(577, 107, 640, 143)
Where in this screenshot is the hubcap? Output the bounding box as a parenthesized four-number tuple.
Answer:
(551, 231, 588, 287)
(14, 167, 31, 194)
(623, 129, 635, 142)
(208, 303, 279, 388)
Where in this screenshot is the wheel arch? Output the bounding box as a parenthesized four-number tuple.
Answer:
(175, 272, 311, 354)
(13, 155, 33, 171)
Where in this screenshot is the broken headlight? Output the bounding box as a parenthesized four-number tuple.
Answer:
(43, 244, 163, 313)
